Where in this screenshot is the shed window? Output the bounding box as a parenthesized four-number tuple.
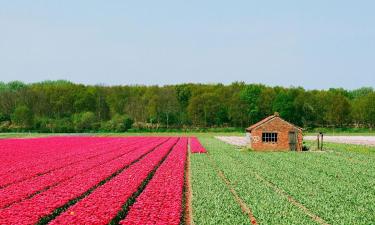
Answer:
(262, 132, 278, 143)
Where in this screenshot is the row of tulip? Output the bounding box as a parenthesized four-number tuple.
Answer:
(190, 137, 207, 153)
(0, 137, 159, 209)
(49, 137, 181, 225)
(0, 137, 163, 188)
(0, 137, 169, 225)
(120, 138, 188, 225)
(0, 137, 148, 188)
(0, 137, 115, 176)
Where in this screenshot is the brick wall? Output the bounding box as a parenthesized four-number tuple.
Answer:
(248, 117, 302, 151)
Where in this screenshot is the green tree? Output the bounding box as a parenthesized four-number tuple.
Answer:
(324, 93, 351, 127)
(73, 112, 97, 132)
(102, 114, 133, 132)
(240, 84, 264, 124)
(356, 92, 375, 128)
(188, 92, 225, 127)
(272, 91, 295, 123)
(159, 87, 179, 128)
(0, 80, 372, 131)
(11, 105, 33, 128)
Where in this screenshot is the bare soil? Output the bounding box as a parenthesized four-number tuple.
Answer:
(215, 136, 249, 147)
(304, 136, 375, 146)
(216, 136, 375, 147)
(184, 149, 193, 225)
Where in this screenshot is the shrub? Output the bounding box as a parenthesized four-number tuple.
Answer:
(101, 114, 133, 132)
(11, 106, 33, 129)
(0, 121, 11, 132)
(34, 117, 74, 133)
(0, 113, 10, 123)
(73, 112, 97, 132)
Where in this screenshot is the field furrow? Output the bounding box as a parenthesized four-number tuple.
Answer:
(0, 138, 160, 208)
(0, 137, 116, 176)
(197, 137, 317, 224)
(120, 138, 188, 225)
(239, 151, 375, 224)
(0, 137, 170, 225)
(199, 137, 375, 224)
(49, 137, 180, 224)
(0, 137, 152, 188)
(191, 152, 250, 225)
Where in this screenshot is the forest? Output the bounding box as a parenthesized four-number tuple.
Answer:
(0, 80, 374, 132)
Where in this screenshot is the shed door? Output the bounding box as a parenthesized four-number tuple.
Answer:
(289, 132, 297, 151)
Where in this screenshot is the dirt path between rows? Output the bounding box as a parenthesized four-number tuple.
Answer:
(206, 153, 258, 225)
(210, 146, 331, 225)
(251, 172, 330, 225)
(184, 148, 194, 225)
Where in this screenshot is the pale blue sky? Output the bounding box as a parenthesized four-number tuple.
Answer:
(0, 1, 374, 89)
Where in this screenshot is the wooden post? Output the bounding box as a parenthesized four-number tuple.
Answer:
(317, 134, 320, 150)
(320, 133, 324, 150)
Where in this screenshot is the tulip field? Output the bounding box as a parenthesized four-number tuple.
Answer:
(190, 137, 207, 153)
(0, 134, 375, 225)
(0, 136, 201, 225)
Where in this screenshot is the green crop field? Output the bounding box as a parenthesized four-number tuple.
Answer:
(191, 135, 375, 225)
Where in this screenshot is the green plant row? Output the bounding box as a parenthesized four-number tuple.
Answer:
(195, 136, 375, 224)
(194, 137, 315, 224)
(190, 153, 249, 224)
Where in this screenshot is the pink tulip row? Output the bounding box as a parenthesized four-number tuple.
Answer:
(0, 137, 170, 225)
(0, 137, 164, 188)
(0, 137, 153, 188)
(120, 137, 188, 225)
(49, 137, 181, 225)
(190, 137, 207, 153)
(0, 137, 160, 209)
(0, 137, 115, 176)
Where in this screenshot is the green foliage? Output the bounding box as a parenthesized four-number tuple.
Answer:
(0, 81, 374, 132)
(11, 105, 33, 129)
(34, 117, 74, 133)
(101, 114, 133, 132)
(240, 84, 263, 124)
(188, 92, 227, 126)
(272, 90, 296, 123)
(0, 113, 10, 122)
(7, 81, 26, 91)
(191, 154, 249, 224)
(0, 121, 11, 132)
(324, 92, 351, 126)
(73, 112, 97, 132)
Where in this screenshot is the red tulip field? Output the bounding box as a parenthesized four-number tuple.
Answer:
(189, 137, 207, 153)
(0, 136, 202, 225)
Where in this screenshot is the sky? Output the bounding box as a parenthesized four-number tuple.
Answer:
(0, 1, 374, 89)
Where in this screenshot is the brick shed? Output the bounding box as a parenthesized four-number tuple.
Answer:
(246, 113, 302, 151)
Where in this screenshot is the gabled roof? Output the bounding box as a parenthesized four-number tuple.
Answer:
(245, 113, 302, 132)
(245, 115, 276, 132)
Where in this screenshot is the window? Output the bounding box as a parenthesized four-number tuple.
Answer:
(262, 132, 278, 143)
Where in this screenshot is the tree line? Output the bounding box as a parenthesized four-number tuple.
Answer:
(0, 80, 374, 132)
